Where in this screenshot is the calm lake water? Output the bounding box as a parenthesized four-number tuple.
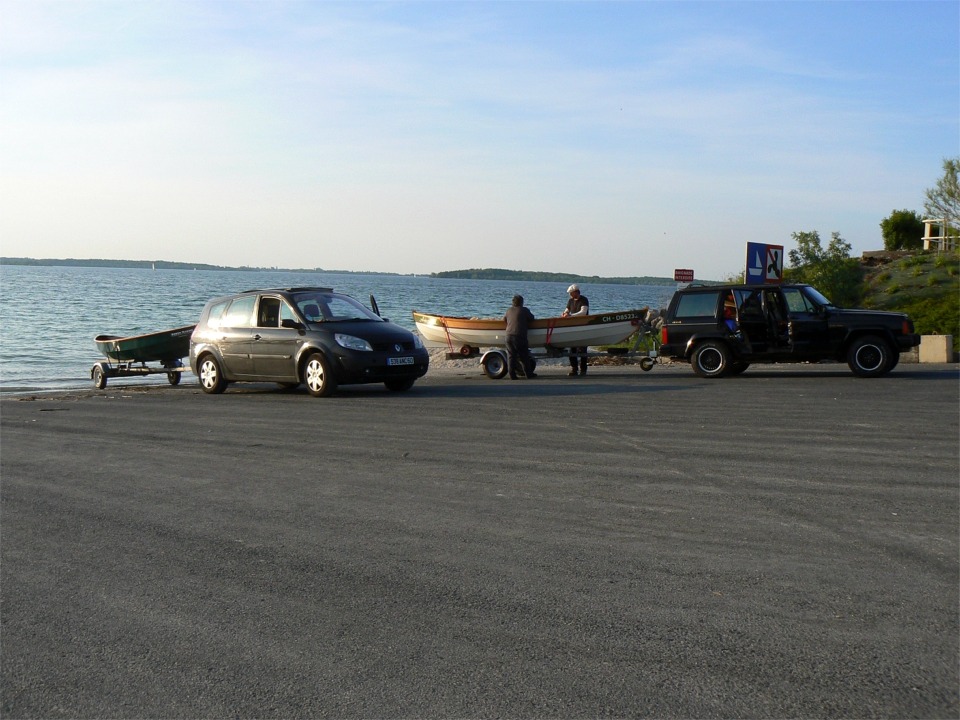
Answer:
(0, 265, 676, 392)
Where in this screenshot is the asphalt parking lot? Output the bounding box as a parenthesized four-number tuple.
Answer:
(2, 363, 958, 718)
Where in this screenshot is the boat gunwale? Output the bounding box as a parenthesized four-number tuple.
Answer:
(412, 308, 648, 331)
(93, 324, 196, 344)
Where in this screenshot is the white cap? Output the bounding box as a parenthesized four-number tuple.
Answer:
(567, 284, 579, 293)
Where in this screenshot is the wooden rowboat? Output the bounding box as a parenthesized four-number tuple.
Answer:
(94, 325, 196, 363)
(412, 309, 647, 350)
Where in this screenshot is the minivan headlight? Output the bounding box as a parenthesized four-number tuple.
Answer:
(413, 335, 424, 349)
(335, 334, 373, 352)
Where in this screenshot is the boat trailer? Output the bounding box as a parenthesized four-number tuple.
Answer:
(458, 322, 662, 379)
(91, 358, 189, 390)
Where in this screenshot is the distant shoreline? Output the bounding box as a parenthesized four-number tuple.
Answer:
(429, 268, 681, 286)
(1, 257, 692, 285)
(0, 257, 390, 275)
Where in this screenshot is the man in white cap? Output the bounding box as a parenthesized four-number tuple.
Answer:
(561, 284, 589, 376)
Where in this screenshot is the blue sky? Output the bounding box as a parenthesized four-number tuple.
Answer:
(1, 1, 957, 279)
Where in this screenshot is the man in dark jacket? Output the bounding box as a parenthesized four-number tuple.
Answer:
(503, 295, 536, 379)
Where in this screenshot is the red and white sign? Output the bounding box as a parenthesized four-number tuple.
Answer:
(674, 268, 695, 283)
(745, 243, 784, 284)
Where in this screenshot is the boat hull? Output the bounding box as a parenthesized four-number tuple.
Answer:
(95, 325, 196, 363)
(412, 309, 646, 349)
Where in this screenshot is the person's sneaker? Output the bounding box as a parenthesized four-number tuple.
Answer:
(568, 370, 579, 376)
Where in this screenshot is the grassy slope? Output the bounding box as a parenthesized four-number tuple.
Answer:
(860, 251, 960, 351)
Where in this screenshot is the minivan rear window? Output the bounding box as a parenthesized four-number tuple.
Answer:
(204, 300, 230, 329)
(674, 292, 720, 318)
(220, 296, 256, 328)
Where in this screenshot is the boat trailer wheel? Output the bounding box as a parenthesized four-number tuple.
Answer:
(92, 364, 107, 390)
(482, 351, 508, 379)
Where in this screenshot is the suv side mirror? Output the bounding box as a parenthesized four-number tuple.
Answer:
(281, 318, 304, 330)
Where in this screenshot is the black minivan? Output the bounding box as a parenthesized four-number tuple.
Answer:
(190, 287, 429, 396)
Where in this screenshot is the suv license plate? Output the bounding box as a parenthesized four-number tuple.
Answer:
(388, 356, 414, 366)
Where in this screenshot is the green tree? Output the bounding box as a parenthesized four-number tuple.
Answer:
(924, 157, 960, 221)
(880, 209, 925, 250)
(786, 230, 862, 306)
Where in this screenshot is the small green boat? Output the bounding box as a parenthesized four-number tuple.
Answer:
(91, 325, 196, 389)
(94, 325, 196, 363)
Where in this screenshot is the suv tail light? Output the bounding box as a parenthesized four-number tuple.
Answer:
(902, 320, 913, 334)
(661, 326, 668, 345)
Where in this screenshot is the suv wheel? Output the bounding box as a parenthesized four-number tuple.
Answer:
(303, 352, 338, 397)
(691, 341, 730, 378)
(847, 335, 892, 378)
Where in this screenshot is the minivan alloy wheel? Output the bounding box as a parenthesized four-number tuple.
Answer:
(304, 352, 337, 397)
(198, 355, 227, 394)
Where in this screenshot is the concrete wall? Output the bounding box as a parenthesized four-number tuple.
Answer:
(918, 335, 955, 363)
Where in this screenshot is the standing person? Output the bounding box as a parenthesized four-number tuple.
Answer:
(562, 283, 589, 376)
(503, 294, 536, 380)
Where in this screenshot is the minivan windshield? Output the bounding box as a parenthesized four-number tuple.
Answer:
(293, 292, 382, 323)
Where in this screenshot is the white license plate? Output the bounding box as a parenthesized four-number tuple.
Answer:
(388, 356, 414, 366)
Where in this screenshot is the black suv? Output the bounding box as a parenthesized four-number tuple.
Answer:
(659, 283, 920, 378)
(190, 287, 429, 396)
